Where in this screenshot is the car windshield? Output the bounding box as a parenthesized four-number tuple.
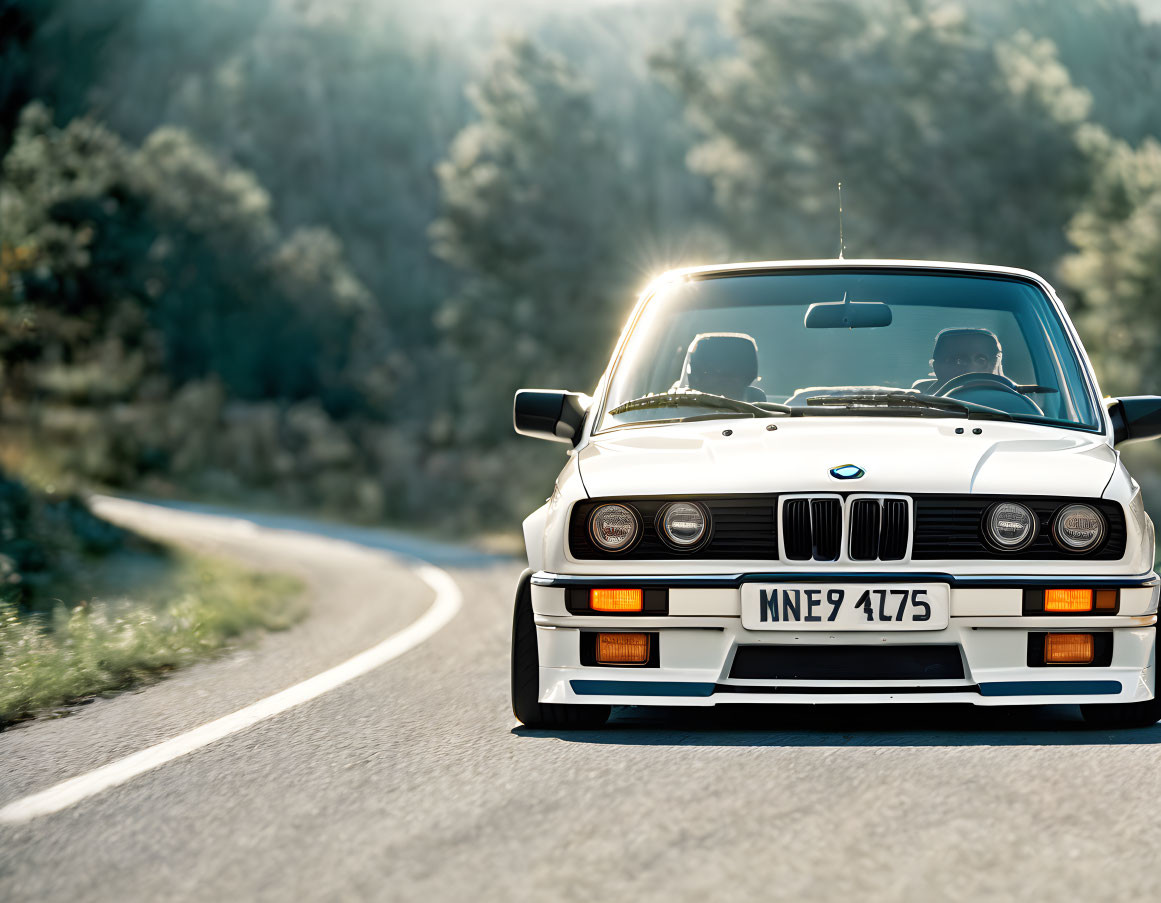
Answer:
(597, 269, 1101, 433)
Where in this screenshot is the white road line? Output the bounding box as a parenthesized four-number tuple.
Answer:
(0, 561, 462, 824)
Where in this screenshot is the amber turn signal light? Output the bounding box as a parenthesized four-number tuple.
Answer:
(1044, 633, 1095, 664)
(595, 632, 650, 665)
(1044, 588, 1093, 612)
(590, 588, 644, 612)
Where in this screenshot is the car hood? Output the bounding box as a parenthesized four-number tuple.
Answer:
(577, 417, 1117, 499)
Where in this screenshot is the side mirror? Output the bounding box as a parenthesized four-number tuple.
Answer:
(1107, 396, 1161, 446)
(513, 389, 590, 445)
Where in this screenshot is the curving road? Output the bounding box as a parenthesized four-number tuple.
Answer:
(2, 498, 1160, 902)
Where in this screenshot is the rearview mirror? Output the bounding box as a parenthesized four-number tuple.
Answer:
(513, 389, 590, 445)
(1107, 396, 1161, 446)
(804, 294, 892, 329)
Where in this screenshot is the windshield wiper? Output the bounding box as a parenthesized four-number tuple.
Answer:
(608, 391, 790, 418)
(805, 392, 1013, 420)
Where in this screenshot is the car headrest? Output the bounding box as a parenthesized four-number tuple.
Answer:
(932, 327, 1001, 359)
(682, 332, 759, 396)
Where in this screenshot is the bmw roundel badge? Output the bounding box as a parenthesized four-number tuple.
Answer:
(830, 464, 865, 480)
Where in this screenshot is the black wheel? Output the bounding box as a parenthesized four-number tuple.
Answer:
(1081, 694, 1161, 729)
(511, 570, 610, 729)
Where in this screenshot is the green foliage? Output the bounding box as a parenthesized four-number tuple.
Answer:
(1, 104, 379, 409)
(428, 36, 671, 520)
(152, 0, 467, 336)
(0, 465, 136, 613)
(0, 101, 406, 515)
(1062, 136, 1161, 395)
(0, 555, 304, 724)
(651, 0, 1096, 273)
(994, 0, 1161, 145)
(431, 37, 631, 437)
(5, 0, 1161, 533)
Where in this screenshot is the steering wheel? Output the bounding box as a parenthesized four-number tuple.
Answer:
(929, 372, 1017, 395)
(929, 371, 1042, 416)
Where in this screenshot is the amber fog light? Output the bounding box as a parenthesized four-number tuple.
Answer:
(1094, 589, 1118, 611)
(1044, 588, 1093, 612)
(1044, 633, 1095, 664)
(595, 633, 650, 665)
(590, 588, 644, 612)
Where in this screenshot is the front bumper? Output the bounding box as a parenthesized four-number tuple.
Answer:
(531, 572, 1160, 707)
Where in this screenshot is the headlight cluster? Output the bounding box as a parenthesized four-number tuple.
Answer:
(986, 502, 1037, 550)
(984, 501, 1106, 553)
(588, 504, 640, 551)
(588, 501, 709, 553)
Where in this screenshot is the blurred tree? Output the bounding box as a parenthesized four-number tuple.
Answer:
(0, 0, 266, 145)
(0, 101, 387, 499)
(0, 102, 147, 407)
(0, 463, 134, 612)
(7, 0, 1161, 531)
(426, 35, 648, 521)
(652, 0, 1097, 275)
(1, 103, 379, 410)
(431, 35, 633, 443)
(1062, 135, 1161, 395)
(0, 0, 37, 143)
(1062, 127, 1161, 527)
(163, 0, 466, 341)
(533, 0, 727, 273)
(989, 0, 1161, 146)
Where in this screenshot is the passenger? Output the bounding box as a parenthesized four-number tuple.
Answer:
(671, 332, 766, 402)
(913, 328, 1003, 393)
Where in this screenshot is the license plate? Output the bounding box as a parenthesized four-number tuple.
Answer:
(740, 583, 950, 630)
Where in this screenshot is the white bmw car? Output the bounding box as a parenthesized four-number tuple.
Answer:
(511, 260, 1161, 729)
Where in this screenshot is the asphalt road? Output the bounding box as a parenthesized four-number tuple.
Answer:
(3, 498, 1161, 902)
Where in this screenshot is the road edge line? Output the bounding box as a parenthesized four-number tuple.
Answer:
(0, 562, 461, 824)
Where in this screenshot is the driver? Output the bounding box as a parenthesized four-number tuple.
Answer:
(913, 328, 1003, 393)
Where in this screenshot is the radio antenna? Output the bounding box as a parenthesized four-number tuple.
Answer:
(837, 181, 845, 259)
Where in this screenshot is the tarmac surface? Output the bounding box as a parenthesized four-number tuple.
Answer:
(2, 498, 1158, 902)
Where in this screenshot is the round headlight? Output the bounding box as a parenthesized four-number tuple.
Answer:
(985, 501, 1037, 550)
(1053, 504, 1106, 552)
(659, 502, 708, 548)
(589, 503, 639, 552)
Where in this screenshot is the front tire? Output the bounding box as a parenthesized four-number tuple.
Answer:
(511, 571, 610, 729)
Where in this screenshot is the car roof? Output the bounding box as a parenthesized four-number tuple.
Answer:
(660, 258, 1052, 288)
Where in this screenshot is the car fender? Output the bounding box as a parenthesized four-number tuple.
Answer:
(1104, 456, 1155, 575)
(522, 504, 548, 572)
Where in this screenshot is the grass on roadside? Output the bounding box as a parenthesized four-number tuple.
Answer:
(0, 555, 304, 725)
